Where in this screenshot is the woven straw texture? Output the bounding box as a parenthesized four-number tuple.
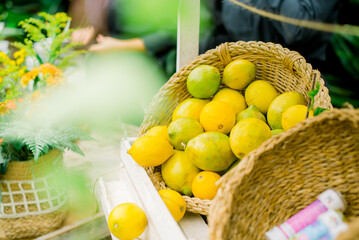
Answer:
(139, 41, 332, 215)
(208, 108, 359, 240)
(337, 217, 359, 240)
(0, 149, 67, 239)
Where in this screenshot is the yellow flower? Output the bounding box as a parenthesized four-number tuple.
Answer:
(17, 66, 27, 78)
(0, 52, 9, 61)
(0, 101, 10, 116)
(0, 76, 2, 84)
(14, 49, 26, 59)
(9, 60, 16, 66)
(21, 68, 40, 86)
(39, 63, 62, 76)
(46, 75, 62, 86)
(16, 57, 25, 65)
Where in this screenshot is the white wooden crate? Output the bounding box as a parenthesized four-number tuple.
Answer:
(96, 138, 208, 240)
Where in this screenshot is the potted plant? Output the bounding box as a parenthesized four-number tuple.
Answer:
(0, 12, 88, 239)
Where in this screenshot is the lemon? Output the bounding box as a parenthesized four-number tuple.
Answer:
(145, 125, 169, 141)
(282, 105, 314, 131)
(172, 98, 210, 121)
(222, 59, 256, 90)
(212, 88, 247, 115)
(128, 136, 173, 167)
(108, 203, 147, 240)
(271, 129, 285, 135)
(158, 189, 186, 221)
(200, 100, 236, 134)
(186, 132, 237, 171)
(168, 118, 204, 150)
(229, 118, 271, 159)
(227, 159, 240, 172)
(192, 171, 221, 200)
(267, 91, 306, 129)
(161, 150, 201, 196)
(187, 65, 221, 98)
(245, 80, 278, 114)
(236, 105, 266, 123)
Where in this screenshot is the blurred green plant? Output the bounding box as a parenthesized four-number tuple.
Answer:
(12, 12, 84, 69)
(0, 0, 67, 40)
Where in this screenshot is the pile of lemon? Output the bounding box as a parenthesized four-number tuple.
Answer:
(128, 59, 312, 219)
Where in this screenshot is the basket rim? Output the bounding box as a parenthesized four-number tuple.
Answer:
(139, 40, 333, 215)
(208, 108, 359, 239)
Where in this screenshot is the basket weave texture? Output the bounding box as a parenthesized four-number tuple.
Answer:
(139, 41, 332, 215)
(0, 149, 67, 239)
(208, 108, 359, 240)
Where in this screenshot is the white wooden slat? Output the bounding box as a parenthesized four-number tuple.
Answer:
(179, 212, 209, 240)
(120, 138, 187, 240)
(176, 0, 200, 71)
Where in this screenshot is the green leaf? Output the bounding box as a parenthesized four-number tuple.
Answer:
(307, 81, 321, 111)
(314, 107, 328, 116)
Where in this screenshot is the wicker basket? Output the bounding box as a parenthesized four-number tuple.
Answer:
(337, 217, 359, 240)
(0, 149, 67, 239)
(208, 108, 359, 240)
(139, 41, 332, 215)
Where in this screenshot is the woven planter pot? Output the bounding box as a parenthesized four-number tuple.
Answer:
(0, 149, 67, 239)
(139, 41, 332, 215)
(208, 108, 359, 240)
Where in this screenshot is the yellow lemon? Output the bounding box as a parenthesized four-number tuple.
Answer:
(271, 129, 285, 135)
(158, 189, 186, 221)
(161, 150, 200, 196)
(212, 88, 247, 115)
(187, 65, 221, 98)
(192, 171, 221, 200)
(245, 80, 279, 114)
(108, 203, 147, 240)
(185, 132, 237, 171)
(145, 125, 169, 141)
(267, 91, 306, 129)
(237, 105, 266, 123)
(172, 98, 210, 121)
(282, 105, 314, 131)
(200, 100, 236, 134)
(229, 118, 271, 159)
(128, 136, 173, 167)
(222, 59, 256, 90)
(168, 118, 204, 150)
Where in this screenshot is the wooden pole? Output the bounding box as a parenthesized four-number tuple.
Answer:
(176, 0, 200, 71)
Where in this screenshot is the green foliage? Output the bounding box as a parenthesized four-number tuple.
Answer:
(307, 81, 329, 116)
(0, 120, 92, 167)
(331, 34, 359, 80)
(12, 12, 84, 70)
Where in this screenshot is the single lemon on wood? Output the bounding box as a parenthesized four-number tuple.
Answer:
(245, 80, 278, 114)
(200, 100, 236, 134)
(222, 59, 256, 90)
(185, 132, 237, 171)
(187, 65, 221, 98)
(145, 125, 169, 141)
(271, 129, 285, 135)
(168, 118, 204, 150)
(192, 171, 221, 200)
(172, 98, 210, 121)
(237, 105, 266, 123)
(128, 136, 173, 167)
(229, 118, 271, 159)
(108, 202, 147, 240)
(158, 189, 186, 221)
(267, 91, 306, 129)
(161, 150, 201, 196)
(282, 105, 314, 131)
(212, 88, 247, 115)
